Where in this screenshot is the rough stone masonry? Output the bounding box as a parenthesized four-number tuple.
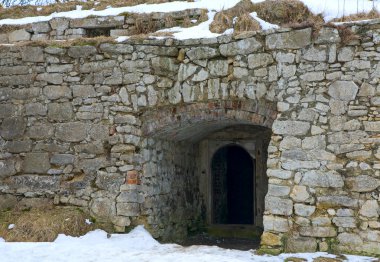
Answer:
(0, 17, 380, 255)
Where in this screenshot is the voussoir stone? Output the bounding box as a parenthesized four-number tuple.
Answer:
(328, 81, 358, 101)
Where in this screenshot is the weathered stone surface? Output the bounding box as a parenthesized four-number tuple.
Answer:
(346, 175, 380, 192)
(0, 194, 18, 210)
(48, 102, 73, 121)
(8, 29, 31, 42)
(267, 184, 290, 197)
(290, 185, 309, 202)
(328, 81, 358, 101)
(220, 38, 262, 56)
(265, 196, 293, 216)
(300, 170, 344, 188)
(299, 226, 337, 237)
(178, 63, 198, 81)
(317, 196, 358, 208)
(266, 28, 311, 49)
(116, 202, 140, 216)
(364, 121, 380, 132)
(68, 46, 97, 58)
(267, 169, 292, 179)
(0, 158, 17, 178)
(90, 197, 116, 221)
(70, 16, 124, 28)
(151, 57, 179, 75)
(21, 46, 44, 62)
(263, 215, 290, 233)
(272, 121, 310, 135)
(294, 204, 316, 216)
(0, 117, 26, 140)
(99, 43, 134, 54)
(27, 124, 54, 139)
(286, 236, 317, 252)
(9, 175, 60, 193)
(37, 73, 63, 85)
(359, 200, 379, 218)
(208, 60, 228, 76)
(23, 153, 50, 174)
(186, 47, 218, 60)
(261, 232, 281, 246)
(56, 122, 87, 142)
(332, 217, 356, 228)
(50, 154, 75, 165)
(5, 140, 32, 153)
(338, 233, 363, 247)
(248, 53, 274, 69)
(43, 85, 72, 100)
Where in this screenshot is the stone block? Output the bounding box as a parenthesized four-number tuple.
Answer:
(23, 153, 50, 174)
(90, 197, 116, 221)
(302, 46, 327, 61)
(32, 22, 51, 33)
(359, 200, 379, 218)
(364, 121, 380, 132)
(5, 140, 32, 153)
(50, 154, 75, 165)
(267, 184, 290, 197)
(290, 185, 310, 202)
(272, 120, 310, 135)
(0, 104, 18, 118)
(317, 196, 358, 208)
(294, 204, 315, 216)
(338, 47, 354, 62)
(116, 202, 140, 216)
(70, 16, 124, 28)
(95, 172, 125, 193)
(56, 122, 87, 142)
(300, 170, 344, 188)
(186, 47, 218, 60)
(0, 158, 17, 178)
(36, 73, 63, 85)
(263, 215, 290, 233)
(8, 29, 31, 42)
(25, 103, 47, 116)
(299, 226, 337, 237)
(220, 37, 262, 56)
(266, 28, 311, 49)
(99, 43, 134, 54)
(151, 57, 179, 75)
(265, 196, 293, 216)
(315, 27, 341, 44)
(27, 124, 54, 139)
(332, 217, 356, 228)
(346, 175, 380, 192)
(72, 85, 97, 98)
(208, 60, 228, 77)
(0, 117, 26, 140)
(21, 47, 44, 62)
(68, 46, 97, 58)
(0, 194, 18, 210)
(248, 53, 274, 69)
(261, 232, 281, 246)
(48, 102, 73, 121)
(286, 236, 317, 252)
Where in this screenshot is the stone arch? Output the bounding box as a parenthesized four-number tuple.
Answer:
(140, 100, 275, 240)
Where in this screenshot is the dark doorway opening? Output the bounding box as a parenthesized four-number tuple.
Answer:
(212, 145, 255, 225)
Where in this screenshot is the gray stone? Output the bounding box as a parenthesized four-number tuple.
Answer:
(9, 175, 60, 193)
(0, 158, 17, 178)
(300, 170, 344, 188)
(315, 27, 341, 44)
(116, 202, 140, 216)
(302, 46, 327, 61)
(364, 121, 380, 132)
(220, 38, 262, 56)
(299, 226, 337, 237)
(151, 57, 179, 75)
(294, 204, 316, 216)
(317, 195, 358, 208)
(266, 28, 311, 49)
(332, 217, 356, 228)
(0, 117, 26, 140)
(37, 73, 63, 85)
(21, 47, 44, 62)
(267, 169, 292, 179)
(263, 215, 290, 233)
(248, 53, 274, 69)
(279, 137, 301, 150)
(8, 29, 31, 42)
(338, 47, 354, 62)
(32, 22, 51, 33)
(27, 124, 54, 139)
(117, 191, 144, 203)
(50, 154, 75, 165)
(265, 196, 293, 216)
(99, 43, 134, 54)
(338, 233, 363, 247)
(48, 102, 73, 121)
(25, 103, 47, 116)
(68, 46, 97, 58)
(178, 63, 198, 81)
(71, 16, 124, 28)
(300, 71, 325, 82)
(43, 85, 72, 100)
(186, 47, 218, 60)
(56, 122, 87, 142)
(90, 197, 116, 221)
(346, 175, 380, 192)
(290, 185, 310, 202)
(286, 236, 317, 252)
(5, 140, 32, 153)
(359, 200, 379, 218)
(208, 60, 228, 76)
(23, 153, 50, 174)
(282, 160, 320, 170)
(95, 172, 125, 193)
(272, 121, 310, 135)
(267, 184, 290, 197)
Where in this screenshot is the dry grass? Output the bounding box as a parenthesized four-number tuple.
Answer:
(332, 9, 380, 22)
(0, 0, 190, 20)
(133, 14, 159, 34)
(0, 24, 25, 34)
(210, 0, 323, 34)
(0, 206, 113, 242)
(336, 25, 360, 45)
(234, 13, 261, 34)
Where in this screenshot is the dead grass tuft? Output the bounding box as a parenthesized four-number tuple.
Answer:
(0, 206, 113, 242)
(0, 25, 25, 34)
(133, 14, 159, 34)
(210, 0, 323, 34)
(332, 9, 380, 22)
(233, 13, 261, 34)
(336, 25, 360, 45)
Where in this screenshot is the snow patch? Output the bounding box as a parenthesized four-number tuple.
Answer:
(85, 219, 92, 225)
(250, 12, 279, 30)
(7, 224, 15, 230)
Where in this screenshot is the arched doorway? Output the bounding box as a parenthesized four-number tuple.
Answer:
(212, 145, 255, 225)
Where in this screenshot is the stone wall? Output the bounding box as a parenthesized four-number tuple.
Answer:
(0, 9, 206, 43)
(1, 19, 380, 255)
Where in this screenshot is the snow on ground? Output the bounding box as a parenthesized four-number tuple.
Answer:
(0, 226, 376, 262)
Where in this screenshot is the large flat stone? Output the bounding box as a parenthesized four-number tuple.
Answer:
(346, 175, 380, 192)
(265, 196, 293, 216)
(55, 122, 87, 142)
(328, 81, 358, 101)
(220, 38, 262, 56)
(272, 121, 310, 135)
(23, 153, 50, 174)
(266, 28, 311, 49)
